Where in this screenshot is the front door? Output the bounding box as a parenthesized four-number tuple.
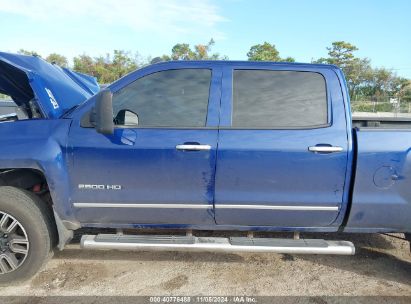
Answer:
(214, 66, 349, 228)
(69, 67, 221, 226)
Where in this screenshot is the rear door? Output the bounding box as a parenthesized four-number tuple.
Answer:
(214, 65, 349, 228)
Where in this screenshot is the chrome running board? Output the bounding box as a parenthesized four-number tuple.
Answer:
(80, 234, 355, 255)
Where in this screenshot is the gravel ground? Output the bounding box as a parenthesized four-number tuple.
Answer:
(0, 232, 410, 298)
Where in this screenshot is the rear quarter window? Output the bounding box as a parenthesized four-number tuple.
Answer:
(232, 70, 328, 128)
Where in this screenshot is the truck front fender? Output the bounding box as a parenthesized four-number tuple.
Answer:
(0, 119, 78, 234)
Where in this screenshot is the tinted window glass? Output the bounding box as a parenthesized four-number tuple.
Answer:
(113, 69, 211, 127)
(232, 70, 327, 128)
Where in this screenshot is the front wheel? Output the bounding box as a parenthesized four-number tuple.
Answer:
(0, 186, 55, 284)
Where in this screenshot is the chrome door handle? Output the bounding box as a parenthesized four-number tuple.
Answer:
(176, 144, 211, 151)
(308, 146, 343, 153)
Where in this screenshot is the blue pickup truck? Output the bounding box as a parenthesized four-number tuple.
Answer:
(0, 52, 410, 283)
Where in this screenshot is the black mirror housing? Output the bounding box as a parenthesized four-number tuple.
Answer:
(93, 89, 114, 134)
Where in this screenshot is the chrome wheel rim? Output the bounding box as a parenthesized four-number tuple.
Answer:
(0, 211, 29, 274)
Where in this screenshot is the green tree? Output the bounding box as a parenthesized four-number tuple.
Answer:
(283, 57, 296, 63)
(193, 39, 226, 60)
(162, 39, 226, 61)
(347, 58, 374, 97)
(315, 41, 374, 97)
(316, 41, 409, 100)
(246, 42, 295, 62)
(372, 68, 394, 95)
(17, 49, 41, 57)
(171, 43, 196, 60)
(400, 80, 411, 102)
(73, 51, 140, 83)
(73, 54, 95, 75)
(366, 68, 409, 97)
(318, 41, 358, 66)
(110, 50, 138, 79)
(93, 55, 113, 83)
(46, 53, 68, 67)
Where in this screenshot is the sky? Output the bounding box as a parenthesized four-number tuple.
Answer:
(1, 0, 411, 78)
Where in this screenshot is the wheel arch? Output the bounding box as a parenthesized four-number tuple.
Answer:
(0, 168, 78, 249)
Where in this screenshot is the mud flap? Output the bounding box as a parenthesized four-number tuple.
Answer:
(53, 210, 75, 250)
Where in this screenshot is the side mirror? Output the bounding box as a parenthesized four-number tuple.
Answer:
(115, 109, 139, 127)
(92, 89, 114, 134)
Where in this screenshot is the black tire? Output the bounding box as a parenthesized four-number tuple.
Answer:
(0, 186, 56, 285)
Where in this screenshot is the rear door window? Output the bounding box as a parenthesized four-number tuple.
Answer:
(232, 70, 328, 128)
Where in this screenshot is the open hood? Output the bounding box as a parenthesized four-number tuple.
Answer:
(0, 52, 99, 118)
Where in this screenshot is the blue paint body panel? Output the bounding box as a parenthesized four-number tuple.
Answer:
(1, 54, 410, 234)
(67, 64, 222, 226)
(0, 119, 75, 221)
(0, 52, 99, 118)
(68, 127, 218, 225)
(346, 129, 411, 232)
(214, 65, 350, 228)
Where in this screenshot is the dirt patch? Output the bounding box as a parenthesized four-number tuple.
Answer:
(161, 274, 189, 291)
(281, 254, 295, 262)
(31, 262, 108, 290)
(0, 233, 409, 296)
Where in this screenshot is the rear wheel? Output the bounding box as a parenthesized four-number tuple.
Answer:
(0, 186, 55, 284)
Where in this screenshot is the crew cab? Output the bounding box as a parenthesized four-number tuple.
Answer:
(0, 52, 410, 283)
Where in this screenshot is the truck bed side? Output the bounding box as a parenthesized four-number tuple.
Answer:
(346, 128, 411, 232)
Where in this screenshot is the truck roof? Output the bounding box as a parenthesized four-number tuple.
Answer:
(150, 60, 340, 71)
